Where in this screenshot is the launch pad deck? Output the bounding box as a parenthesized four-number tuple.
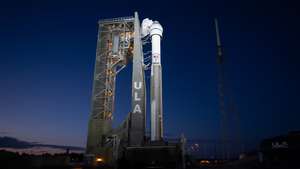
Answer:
(120, 143, 184, 169)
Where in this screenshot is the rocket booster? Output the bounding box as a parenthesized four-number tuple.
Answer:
(150, 21, 163, 141)
(141, 18, 163, 141)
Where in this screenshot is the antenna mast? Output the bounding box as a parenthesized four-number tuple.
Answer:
(214, 18, 243, 160)
(214, 18, 229, 159)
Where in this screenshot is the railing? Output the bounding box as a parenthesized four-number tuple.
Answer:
(99, 16, 134, 24)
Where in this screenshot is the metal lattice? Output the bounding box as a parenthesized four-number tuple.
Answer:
(91, 21, 134, 121)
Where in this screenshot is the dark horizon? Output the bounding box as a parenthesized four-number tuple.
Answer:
(0, 0, 299, 149)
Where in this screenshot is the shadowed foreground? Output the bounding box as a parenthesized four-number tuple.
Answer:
(0, 150, 298, 169)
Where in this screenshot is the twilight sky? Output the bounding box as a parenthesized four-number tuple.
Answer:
(0, 0, 299, 147)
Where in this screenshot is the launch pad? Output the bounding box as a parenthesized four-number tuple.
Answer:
(85, 12, 185, 169)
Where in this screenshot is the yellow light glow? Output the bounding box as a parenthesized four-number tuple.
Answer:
(200, 160, 210, 164)
(96, 158, 103, 162)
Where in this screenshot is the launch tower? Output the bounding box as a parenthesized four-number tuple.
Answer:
(86, 12, 184, 168)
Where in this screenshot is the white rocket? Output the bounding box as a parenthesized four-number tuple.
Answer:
(142, 18, 163, 141)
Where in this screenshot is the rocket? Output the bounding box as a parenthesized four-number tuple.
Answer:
(150, 22, 163, 141)
(142, 19, 164, 141)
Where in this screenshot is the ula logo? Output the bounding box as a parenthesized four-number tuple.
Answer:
(133, 81, 142, 114)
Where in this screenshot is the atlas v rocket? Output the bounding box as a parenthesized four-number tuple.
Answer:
(141, 19, 164, 141)
(86, 12, 164, 160)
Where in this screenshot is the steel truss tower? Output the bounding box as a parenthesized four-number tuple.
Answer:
(86, 12, 147, 164)
(215, 18, 241, 159)
(86, 15, 134, 158)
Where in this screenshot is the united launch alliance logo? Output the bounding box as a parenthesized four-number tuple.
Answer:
(133, 81, 142, 114)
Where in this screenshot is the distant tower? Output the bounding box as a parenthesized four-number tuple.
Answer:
(214, 18, 241, 159)
(214, 18, 228, 159)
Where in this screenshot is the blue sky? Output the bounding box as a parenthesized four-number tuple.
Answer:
(0, 0, 299, 147)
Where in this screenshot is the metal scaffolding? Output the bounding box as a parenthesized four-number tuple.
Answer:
(86, 17, 134, 158)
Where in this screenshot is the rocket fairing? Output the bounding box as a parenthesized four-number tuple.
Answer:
(150, 22, 163, 65)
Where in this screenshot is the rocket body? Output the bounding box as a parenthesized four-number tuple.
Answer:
(151, 63, 163, 141)
(150, 22, 163, 141)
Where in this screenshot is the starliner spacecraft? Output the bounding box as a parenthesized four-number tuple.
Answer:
(86, 12, 184, 168)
